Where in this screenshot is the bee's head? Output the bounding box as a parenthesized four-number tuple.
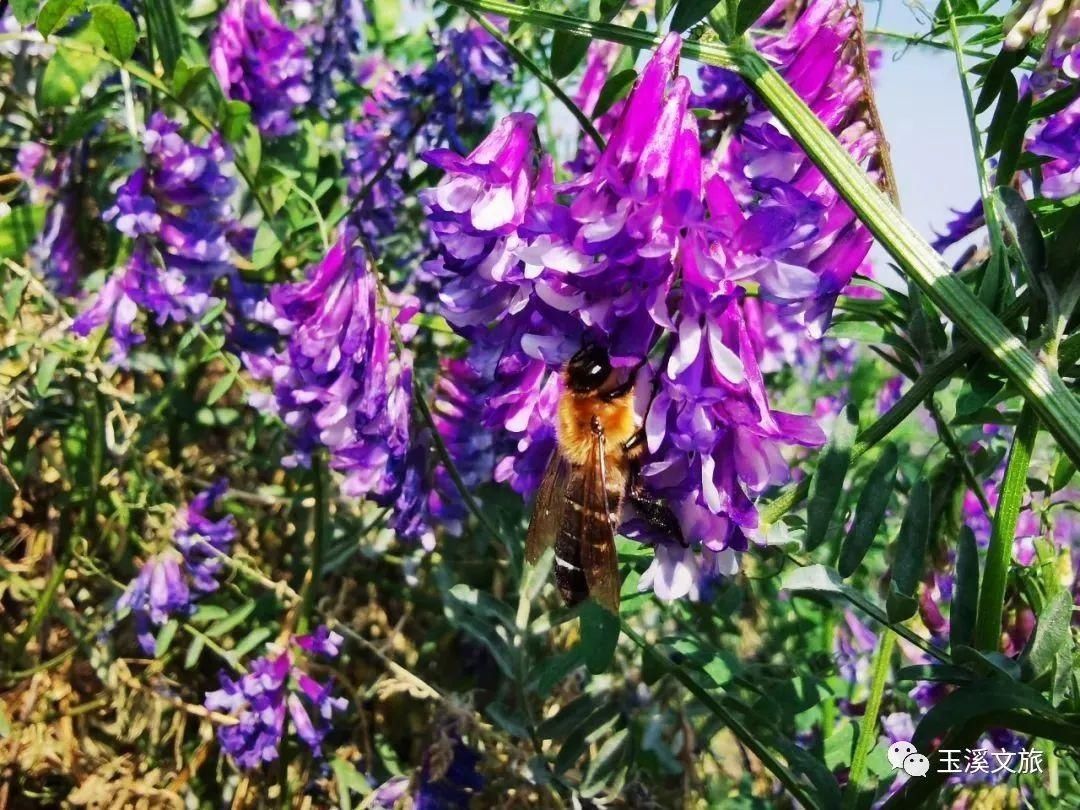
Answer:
(565, 343, 612, 393)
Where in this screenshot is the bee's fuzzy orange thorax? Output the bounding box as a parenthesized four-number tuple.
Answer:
(557, 387, 637, 487)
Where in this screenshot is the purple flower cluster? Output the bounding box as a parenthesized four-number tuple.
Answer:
(73, 114, 241, 359)
(302, 0, 369, 113)
(211, 0, 312, 137)
(17, 142, 84, 295)
(244, 236, 417, 502)
(343, 25, 511, 249)
(115, 481, 236, 653)
(423, 34, 847, 599)
(204, 628, 347, 769)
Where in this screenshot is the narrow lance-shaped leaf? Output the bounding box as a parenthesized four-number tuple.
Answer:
(805, 403, 858, 551)
(580, 600, 620, 674)
(1021, 588, 1073, 681)
(671, 0, 721, 32)
(838, 443, 899, 577)
(887, 478, 930, 622)
(950, 525, 978, 652)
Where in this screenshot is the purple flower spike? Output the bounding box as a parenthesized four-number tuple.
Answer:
(244, 236, 416, 503)
(423, 32, 833, 599)
(73, 114, 241, 360)
(205, 640, 347, 768)
(114, 482, 235, 653)
(211, 0, 312, 137)
(173, 479, 237, 594)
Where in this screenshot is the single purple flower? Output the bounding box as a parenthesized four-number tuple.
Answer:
(173, 479, 237, 594)
(115, 551, 192, 654)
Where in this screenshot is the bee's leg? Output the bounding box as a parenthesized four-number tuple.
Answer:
(624, 458, 687, 547)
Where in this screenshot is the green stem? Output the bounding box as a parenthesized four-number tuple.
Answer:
(974, 403, 1039, 650)
(620, 619, 822, 809)
(942, 0, 1004, 254)
(298, 454, 329, 634)
(465, 9, 606, 150)
(845, 632, 896, 807)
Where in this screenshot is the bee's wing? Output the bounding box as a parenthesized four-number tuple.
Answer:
(581, 429, 620, 614)
(525, 448, 570, 565)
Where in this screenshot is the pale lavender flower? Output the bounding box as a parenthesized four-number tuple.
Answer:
(172, 479, 237, 594)
(115, 551, 191, 654)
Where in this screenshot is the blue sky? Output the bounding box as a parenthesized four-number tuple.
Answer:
(870, 0, 981, 256)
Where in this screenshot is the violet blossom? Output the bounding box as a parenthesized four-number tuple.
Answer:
(115, 481, 237, 654)
(204, 629, 347, 768)
(424, 33, 830, 599)
(17, 142, 86, 296)
(343, 25, 511, 251)
(73, 114, 241, 359)
(211, 0, 312, 137)
(243, 235, 417, 503)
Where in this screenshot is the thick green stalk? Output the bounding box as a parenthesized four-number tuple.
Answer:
(440, 0, 1080, 469)
(845, 632, 896, 808)
(974, 404, 1039, 650)
(298, 454, 329, 634)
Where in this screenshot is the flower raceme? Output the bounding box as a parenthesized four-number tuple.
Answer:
(72, 114, 243, 359)
(423, 33, 845, 600)
(115, 481, 236, 654)
(211, 0, 312, 137)
(204, 628, 347, 769)
(243, 236, 417, 503)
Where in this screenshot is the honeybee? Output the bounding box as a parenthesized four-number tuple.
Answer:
(525, 344, 679, 613)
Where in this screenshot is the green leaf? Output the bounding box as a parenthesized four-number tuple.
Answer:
(37, 0, 86, 36)
(984, 72, 1017, 157)
(221, 99, 252, 142)
(950, 526, 978, 652)
(1021, 588, 1072, 681)
(35, 353, 62, 397)
(233, 626, 274, 658)
(593, 68, 637, 118)
(891, 480, 930, 594)
(0, 205, 45, 260)
(190, 603, 229, 624)
(896, 664, 975, 684)
(144, 0, 183, 76)
(38, 36, 103, 109)
(250, 220, 281, 269)
(911, 679, 1056, 750)
(537, 694, 605, 740)
(974, 46, 1026, 114)
(205, 365, 238, 406)
(11, 0, 38, 24)
(734, 0, 772, 33)
(90, 4, 137, 62)
(996, 186, 1046, 294)
(172, 56, 211, 102)
(995, 89, 1033, 187)
(206, 600, 256, 638)
(155, 619, 180, 656)
(552, 701, 621, 773)
(528, 646, 585, 696)
(1051, 454, 1075, 491)
(805, 403, 858, 550)
(580, 600, 620, 674)
(550, 30, 590, 78)
(838, 443, 898, 577)
(580, 727, 630, 798)
(184, 635, 205, 669)
(331, 757, 371, 809)
(670, 0, 720, 32)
